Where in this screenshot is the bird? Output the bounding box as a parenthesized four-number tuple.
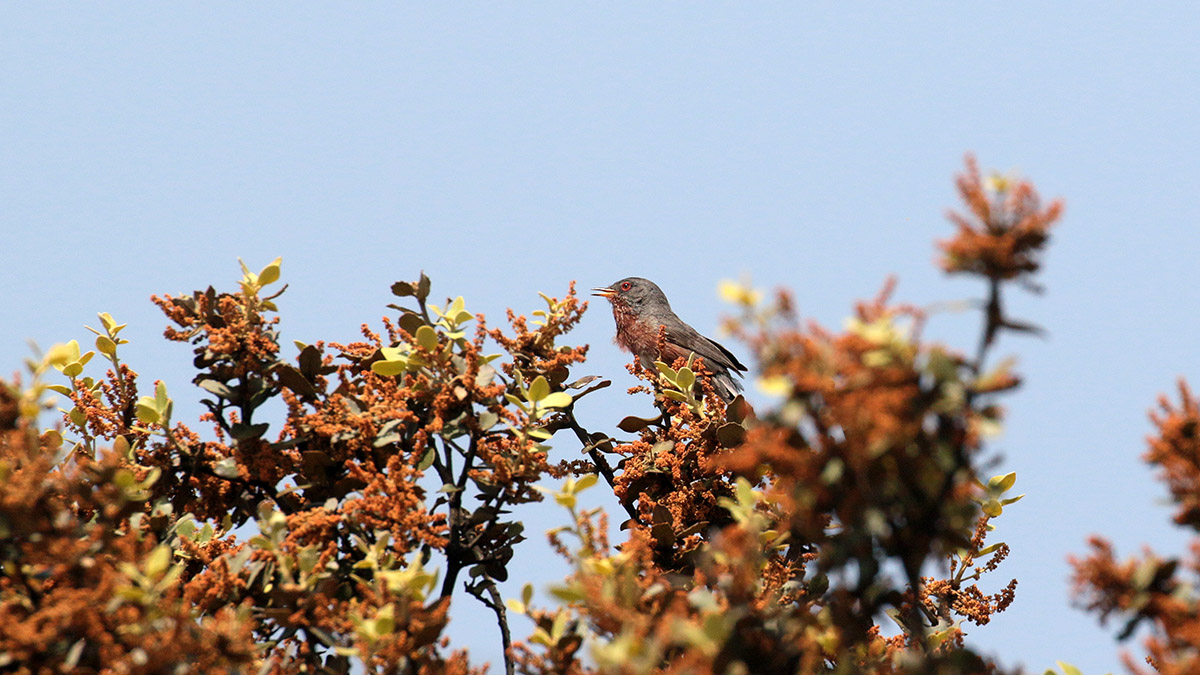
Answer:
(591, 277, 748, 404)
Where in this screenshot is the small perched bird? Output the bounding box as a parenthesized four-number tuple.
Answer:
(592, 277, 748, 403)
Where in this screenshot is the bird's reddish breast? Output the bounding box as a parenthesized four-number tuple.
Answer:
(611, 302, 659, 360)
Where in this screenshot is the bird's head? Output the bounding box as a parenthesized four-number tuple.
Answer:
(590, 277, 670, 314)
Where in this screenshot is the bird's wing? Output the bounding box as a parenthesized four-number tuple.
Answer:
(662, 321, 747, 375)
(702, 335, 748, 373)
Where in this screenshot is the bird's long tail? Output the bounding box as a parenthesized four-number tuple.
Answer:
(712, 371, 744, 405)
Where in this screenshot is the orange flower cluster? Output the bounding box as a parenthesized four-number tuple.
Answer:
(0, 383, 257, 672)
(1071, 381, 1200, 675)
(938, 154, 1063, 284)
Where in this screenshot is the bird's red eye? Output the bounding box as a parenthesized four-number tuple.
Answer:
(620, 281, 632, 291)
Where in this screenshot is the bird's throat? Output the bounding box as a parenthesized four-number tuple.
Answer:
(611, 303, 659, 363)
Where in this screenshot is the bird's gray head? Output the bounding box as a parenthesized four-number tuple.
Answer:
(590, 277, 671, 313)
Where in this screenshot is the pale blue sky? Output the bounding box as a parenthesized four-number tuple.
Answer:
(4, 5, 1199, 673)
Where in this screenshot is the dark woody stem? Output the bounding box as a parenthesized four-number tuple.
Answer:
(564, 406, 642, 526)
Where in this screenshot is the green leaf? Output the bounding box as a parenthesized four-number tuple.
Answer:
(135, 398, 161, 424)
(505, 598, 526, 614)
(62, 361, 84, 378)
(154, 381, 169, 414)
(95, 335, 117, 357)
(505, 394, 529, 412)
(417, 447, 436, 470)
(46, 384, 73, 396)
(549, 585, 586, 603)
(68, 407, 86, 427)
(654, 361, 677, 379)
(477, 411, 499, 430)
(197, 379, 233, 400)
(372, 359, 407, 376)
(258, 257, 282, 285)
(415, 325, 438, 351)
(575, 473, 598, 492)
(46, 340, 81, 368)
(988, 471, 1017, 493)
(540, 392, 573, 409)
(521, 582, 533, 606)
(1055, 662, 1084, 675)
(676, 367, 696, 391)
(977, 542, 1004, 556)
(527, 376, 550, 403)
(144, 545, 172, 579)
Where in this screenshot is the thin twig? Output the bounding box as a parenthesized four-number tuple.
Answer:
(468, 575, 515, 675)
(564, 407, 640, 525)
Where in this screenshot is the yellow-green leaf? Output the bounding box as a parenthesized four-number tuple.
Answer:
(154, 381, 169, 413)
(135, 398, 161, 424)
(540, 392, 572, 409)
(68, 407, 86, 426)
(144, 545, 172, 579)
(258, 257, 282, 285)
(372, 359, 407, 376)
(528, 376, 550, 403)
(45, 340, 81, 368)
(987, 471, 1017, 494)
(1055, 662, 1084, 675)
(96, 335, 117, 357)
(676, 367, 696, 391)
(415, 325, 438, 351)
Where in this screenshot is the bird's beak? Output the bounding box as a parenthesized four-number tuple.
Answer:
(590, 286, 616, 299)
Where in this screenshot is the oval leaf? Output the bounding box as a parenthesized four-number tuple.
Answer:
(528, 376, 550, 403)
(415, 325, 438, 351)
(540, 392, 573, 409)
(258, 257, 282, 285)
(617, 416, 649, 433)
(95, 335, 117, 357)
(372, 359, 408, 376)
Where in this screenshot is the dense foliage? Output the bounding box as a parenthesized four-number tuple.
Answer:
(9, 155, 1180, 675)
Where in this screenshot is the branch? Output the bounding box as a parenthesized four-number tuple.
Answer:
(466, 575, 514, 675)
(439, 434, 479, 599)
(563, 406, 640, 525)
